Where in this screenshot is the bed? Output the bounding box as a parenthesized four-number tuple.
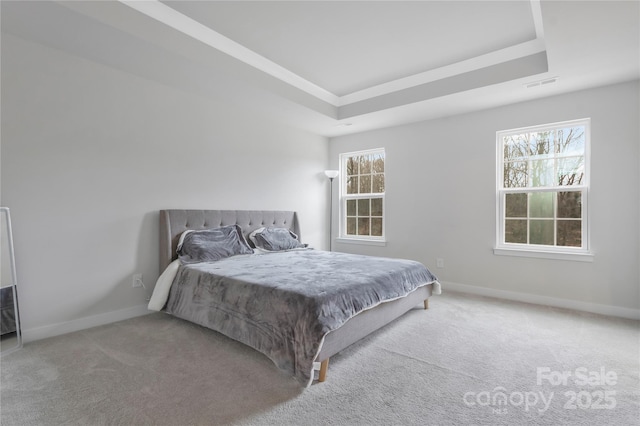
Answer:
(149, 210, 441, 386)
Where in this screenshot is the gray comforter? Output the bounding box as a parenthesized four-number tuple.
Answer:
(165, 249, 438, 385)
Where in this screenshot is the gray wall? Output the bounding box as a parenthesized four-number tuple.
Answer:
(330, 80, 640, 315)
(1, 34, 329, 338)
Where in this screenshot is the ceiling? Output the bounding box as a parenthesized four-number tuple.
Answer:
(2, 1, 639, 137)
(163, 0, 540, 97)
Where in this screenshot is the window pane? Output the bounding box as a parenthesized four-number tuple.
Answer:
(358, 218, 370, 235)
(346, 157, 359, 176)
(504, 161, 528, 188)
(529, 192, 554, 218)
(503, 134, 530, 161)
(557, 156, 584, 186)
(347, 176, 358, 194)
(346, 218, 357, 235)
(530, 220, 554, 245)
(530, 159, 554, 187)
(371, 198, 383, 216)
(558, 191, 581, 218)
(557, 220, 581, 247)
(372, 154, 384, 173)
(372, 174, 385, 193)
(360, 156, 371, 174)
(359, 175, 371, 194)
(505, 219, 527, 243)
(556, 127, 585, 156)
(371, 218, 383, 236)
(505, 193, 527, 217)
(530, 131, 554, 159)
(346, 199, 357, 216)
(358, 198, 370, 216)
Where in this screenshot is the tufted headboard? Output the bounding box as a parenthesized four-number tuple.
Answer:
(159, 210, 300, 273)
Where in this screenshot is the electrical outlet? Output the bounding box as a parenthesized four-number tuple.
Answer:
(436, 258, 445, 268)
(132, 273, 143, 288)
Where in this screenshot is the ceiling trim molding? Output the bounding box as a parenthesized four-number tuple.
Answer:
(119, 0, 340, 105)
(340, 0, 546, 106)
(120, 0, 546, 111)
(530, 0, 545, 39)
(338, 38, 546, 106)
(339, 51, 549, 119)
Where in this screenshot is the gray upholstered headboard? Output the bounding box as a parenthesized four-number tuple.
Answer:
(159, 210, 300, 273)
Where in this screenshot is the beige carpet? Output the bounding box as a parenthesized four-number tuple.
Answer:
(1, 292, 638, 425)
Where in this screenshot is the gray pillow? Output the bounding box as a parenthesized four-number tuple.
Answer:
(250, 227, 305, 251)
(178, 225, 253, 264)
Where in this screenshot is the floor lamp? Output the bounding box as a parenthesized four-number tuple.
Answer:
(324, 170, 339, 251)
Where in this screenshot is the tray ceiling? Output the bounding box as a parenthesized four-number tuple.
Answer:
(163, 1, 539, 97)
(2, 1, 638, 136)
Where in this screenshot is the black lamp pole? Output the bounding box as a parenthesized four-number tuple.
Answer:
(325, 170, 339, 251)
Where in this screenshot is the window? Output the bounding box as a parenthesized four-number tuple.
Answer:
(495, 119, 592, 261)
(339, 148, 385, 242)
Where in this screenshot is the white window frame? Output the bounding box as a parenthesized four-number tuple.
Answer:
(338, 148, 386, 245)
(494, 118, 593, 262)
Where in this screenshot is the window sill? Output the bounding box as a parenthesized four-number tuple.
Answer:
(336, 237, 387, 247)
(493, 247, 594, 262)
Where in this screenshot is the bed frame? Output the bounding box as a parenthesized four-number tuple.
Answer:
(159, 210, 434, 382)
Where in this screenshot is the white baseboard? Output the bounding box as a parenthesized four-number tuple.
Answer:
(441, 281, 640, 320)
(22, 304, 151, 344)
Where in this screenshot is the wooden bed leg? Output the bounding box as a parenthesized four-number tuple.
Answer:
(423, 299, 429, 310)
(319, 359, 329, 382)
